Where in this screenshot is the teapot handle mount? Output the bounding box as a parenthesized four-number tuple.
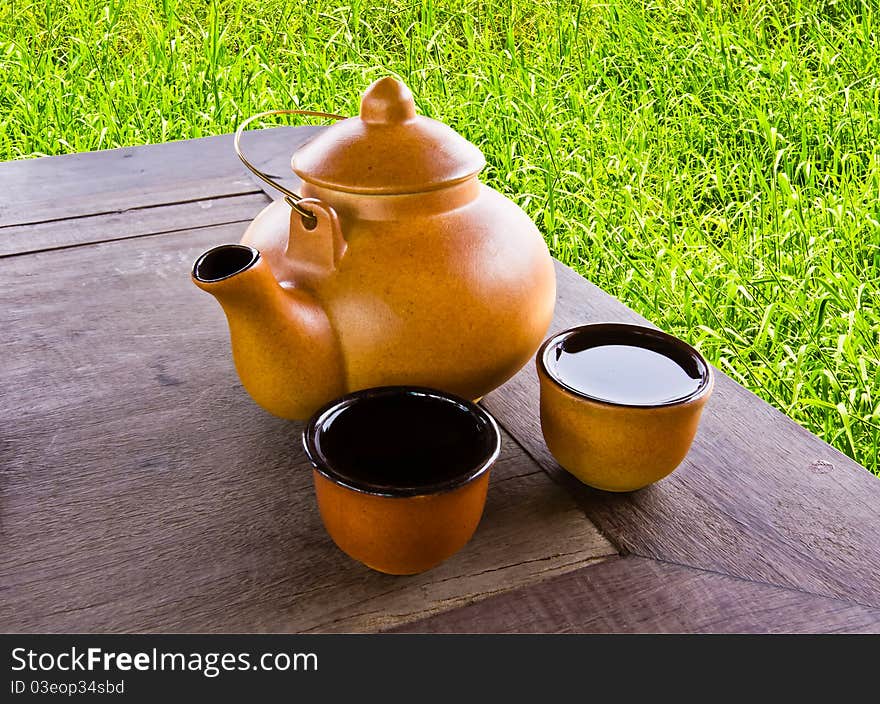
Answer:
(234, 109, 346, 227)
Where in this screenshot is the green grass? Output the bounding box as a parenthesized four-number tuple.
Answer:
(2, 0, 878, 474)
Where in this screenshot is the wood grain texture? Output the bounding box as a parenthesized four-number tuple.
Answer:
(390, 556, 880, 634)
(481, 261, 880, 608)
(0, 193, 268, 257)
(0, 223, 615, 633)
(0, 125, 321, 229)
(2, 127, 878, 633)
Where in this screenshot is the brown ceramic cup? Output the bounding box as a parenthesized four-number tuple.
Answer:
(303, 386, 500, 575)
(537, 324, 714, 492)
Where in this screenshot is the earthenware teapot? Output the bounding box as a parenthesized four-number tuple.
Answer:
(192, 76, 556, 420)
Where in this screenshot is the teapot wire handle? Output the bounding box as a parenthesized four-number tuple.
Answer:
(234, 109, 347, 226)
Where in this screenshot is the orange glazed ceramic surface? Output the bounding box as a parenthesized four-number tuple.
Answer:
(303, 387, 500, 575)
(537, 324, 714, 492)
(192, 244, 346, 420)
(194, 76, 556, 420)
(312, 470, 491, 575)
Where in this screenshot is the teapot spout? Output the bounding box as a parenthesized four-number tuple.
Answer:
(192, 244, 346, 420)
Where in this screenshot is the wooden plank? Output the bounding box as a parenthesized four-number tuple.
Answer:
(0, 126, 322, 229)
(390, 555, 880, 633)
(0, 222, 615, 633)
(4, 128, 877, 631)
(0, 193, 268, 257)
(481, 261, 880, 608)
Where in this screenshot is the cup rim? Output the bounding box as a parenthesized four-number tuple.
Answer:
(302, 386, 501, 498)
(537, 323, 714, 409)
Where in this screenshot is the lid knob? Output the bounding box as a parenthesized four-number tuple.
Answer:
(360, 77, 417, 124)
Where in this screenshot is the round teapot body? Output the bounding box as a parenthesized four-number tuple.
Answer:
(242, 177, 556, 403)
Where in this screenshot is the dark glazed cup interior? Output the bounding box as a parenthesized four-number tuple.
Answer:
(303, 386, 501, 497)
(539, 323, 712, 408)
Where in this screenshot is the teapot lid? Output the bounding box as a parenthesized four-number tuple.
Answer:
(291, 77, 485, 195)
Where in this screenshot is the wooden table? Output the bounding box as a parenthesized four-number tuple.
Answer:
(2, 126, 879, 634)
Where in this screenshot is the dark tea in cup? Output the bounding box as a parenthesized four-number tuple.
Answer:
(537, 323, 713, 491)
(543, 327, 707, 407)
